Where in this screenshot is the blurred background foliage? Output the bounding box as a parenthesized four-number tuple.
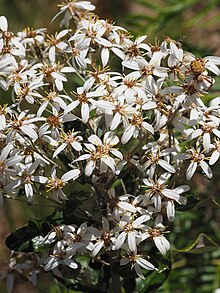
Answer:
(0, 0, 220, 292)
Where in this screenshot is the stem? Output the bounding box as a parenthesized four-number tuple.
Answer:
(111, 271, 122, 293)
(109, 251, 122, 293)
(3, 194, 58, 208)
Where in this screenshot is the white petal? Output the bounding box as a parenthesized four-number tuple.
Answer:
(173, 185, 190, 194)
(91, 240, 104, 258)
(25, 183, 33, 199)
(118, 201, 137, 213)
(158, 159, 175, 173)
(61, 169, 80, 182)
(63, 258, 78, 269)
(200, 161, 212, 179)
(136, 256, 155, 270)
(167, 200, 175, 222)
(0, 16, 8, 31)
(88, 134, 102, 145)
(114, 231, 126, 250)
(161, 189, 180, 202)
(85, 160, 96, 176)
(81, 102, 90, 123)
(128, 231, 137, 252)
(154, 235, 170, 255)
(21, 125, 38, 140)
(101, 47, 110, 67)
(44, 257, 59, 271)
(64, 100, 79, 114)
(121, 125, 135, 144)
(209, 150, 220, 165)
(53, 143, 67, 158)
(32, 176, 48, 184)
(110, 112, 121, 130)
(186, 161, 197, 180)
(49, 46, 56, 63)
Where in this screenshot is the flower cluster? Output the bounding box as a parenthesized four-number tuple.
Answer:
(1, 0, 220, 290)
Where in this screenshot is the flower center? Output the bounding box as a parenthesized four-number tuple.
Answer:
(190, 58, 206, 75)
(47, 115, 60, 128)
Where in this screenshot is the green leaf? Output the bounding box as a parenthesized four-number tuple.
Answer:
(5, 210, 62, 251)
(173, 233, 219, 254)
(136, 254, 171, 293)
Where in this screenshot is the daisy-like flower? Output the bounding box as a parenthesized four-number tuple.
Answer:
(87, 217, 114, 258)
(107, 189, 138, 221)
(120, 252, 155, 279)
(0, 16, 26, 58)
(44, 224, 76, 245)
(122, 35, 150, 65)
(67, 42, 89, 69)
(52, 0, 95, 27)
(17, 27, 46, 47)
(5, 111, 43, 142)
(161, 37, 183, 68)
(114, 72, 147, 104)
(76, 132, 123, 176)
(69, 18, 112, 50)
(121, 112, 154, 144)
(44, 108, 76, 140)
(184, 54, 220, 76)
(13, 79, 45, 105)
(5, 161, 47, 201)
(95, 95, 135, 131)
(177, 148, 212, 180)
(35, 62, 76, 91)
(142, 223, 170, 255)
(142, 173, 188, 211)
(64, 85, 103, 123)
(44, 242, 81, 271)
(43, 167, 80, 200)
(53, 129, 82, 158)
(143, 146, 176, 178)
(185, 121, 220, 149)
(125, 55, 168, 80)
(114, 213, 150, 253)
(37, 91, 72, 117)
(47, 29, 70, 63)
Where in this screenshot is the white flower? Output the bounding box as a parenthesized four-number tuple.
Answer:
(44, 243, 79, 271)
(36, 63, 75, 91)
(47, 30, 69, 63)
(121, 112, 154, 144)
(143, 147, 176, 178)
(185, 121, 220, 149)
(114, 72, 147, 104)
(120, 252, 155, 279)
(53, 129, 82, 158)
(142, 173, 188, 210)
(64, 85, 102, 123)
(43, 167, 80, 200)
(5, 111, 42, 142)
(76, 132, 122, 176)
(177, 148, 212, 180)
(37, 91, 72, 117)
(87, 217, 114, 258)
(114, 214, 150, 252)
(69, 18, 112, 50)
(142, 224, 170, 255)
